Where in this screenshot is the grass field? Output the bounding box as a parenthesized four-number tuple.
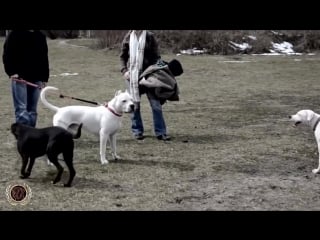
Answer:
(1, 38, 320, 210)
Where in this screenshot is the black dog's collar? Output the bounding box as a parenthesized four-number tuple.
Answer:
(313, 117, 320, 131)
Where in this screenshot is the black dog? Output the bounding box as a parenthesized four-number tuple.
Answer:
(11, 122, 82, 187)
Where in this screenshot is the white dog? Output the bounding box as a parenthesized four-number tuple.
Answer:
(40, 86, 134, 164)
(289, 109, 320, 174)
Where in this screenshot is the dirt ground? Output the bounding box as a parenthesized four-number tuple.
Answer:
(1, 38, 320, 210)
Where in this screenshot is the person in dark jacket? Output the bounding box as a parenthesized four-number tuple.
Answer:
(2, 30, 49, 127)
(120, 30, 171, 141)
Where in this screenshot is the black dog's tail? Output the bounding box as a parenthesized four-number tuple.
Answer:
(67, 123, 83, 139)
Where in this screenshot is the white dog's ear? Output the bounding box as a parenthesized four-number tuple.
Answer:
(305, 110, 314, 122)
(307, 113, 313, 122)
(125, 89, 131, 95)
(115, 90, 122, 96)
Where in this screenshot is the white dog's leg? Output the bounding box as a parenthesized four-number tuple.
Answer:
(312, 141, 320, 174)
(47, 159, 54, 166)
(43, 155, 54, 166)
(110, 134, 121, 160)
(99, 130, 109, 165)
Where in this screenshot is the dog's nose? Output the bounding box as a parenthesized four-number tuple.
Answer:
(130, 104, 135, 111)
(288, 115, 292, 119)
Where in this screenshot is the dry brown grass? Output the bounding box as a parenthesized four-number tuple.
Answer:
(1, 38, 320, 210)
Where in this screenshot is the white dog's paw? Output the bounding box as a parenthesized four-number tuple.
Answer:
(112, 153, 121, 161)
(312, 169, 320, 174)
(101, 159, 109, 165)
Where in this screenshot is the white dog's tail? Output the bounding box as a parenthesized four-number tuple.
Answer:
(40, 86, 60, 112)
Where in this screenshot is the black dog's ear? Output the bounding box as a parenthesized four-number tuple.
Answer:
(11, 123, 17, 133)
(11, 123, 19, 139)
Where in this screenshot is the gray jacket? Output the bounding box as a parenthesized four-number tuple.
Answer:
(139, 64, 179, 103)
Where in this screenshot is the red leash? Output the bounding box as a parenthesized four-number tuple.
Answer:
(59, 94, 121, 116)
(11, 77, 43, 89)
(11, 77, 122, 116)
(59, 94, 99, 105)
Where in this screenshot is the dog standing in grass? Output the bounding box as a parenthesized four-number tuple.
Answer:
(40, 86, 134, 164)
(11, 122, 82, 187)
(289, 109, 320, 174)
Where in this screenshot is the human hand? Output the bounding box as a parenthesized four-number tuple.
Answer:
(10, 74, 19, 79)
(123, 71, 130, 81)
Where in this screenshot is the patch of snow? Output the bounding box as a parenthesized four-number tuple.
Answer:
(248, 35, 257, 40)
(50, 73, 79, 77)
(271, 41, 295, 54)
(229, 41, 252, 51)
(271, 30, 283, 36)
(180, 48, 208, 55)
(252, 53, 285, 56)
(270, 42, 302, 55)
(59, 73, 79, 76)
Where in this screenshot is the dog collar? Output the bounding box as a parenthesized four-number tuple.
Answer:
(313, 117, 320, 131)
(105, 103, 122, 117)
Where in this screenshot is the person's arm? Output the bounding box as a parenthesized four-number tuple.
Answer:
(2, 31, 20, 78)
(120, 32, 130, 75)
(42, 35, 49, 83)
(149, 32, 161, 61)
